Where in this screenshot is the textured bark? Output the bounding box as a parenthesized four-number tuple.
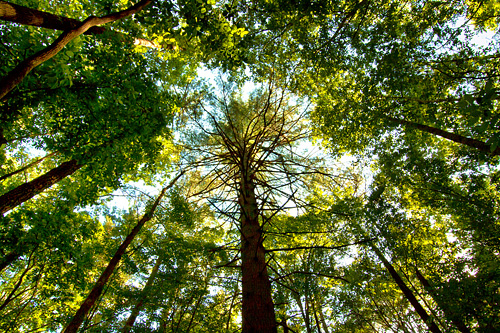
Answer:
(239, 173, 277, 333)
(0, 1, 158, 48)
(415, 268, 471, 333)
(0, 0, 151, 102)
(63, 171, 184, 333)
(371, 244, 443, 333)
(386, 116, 500, 156)
(122, 255, 162, 333)
(0, 159, 82, 214)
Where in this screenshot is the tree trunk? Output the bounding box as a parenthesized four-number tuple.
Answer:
(0, 250, 35, 311)
(292, 293, 311, 333)
(0, 0, 151, 103)
(315, 296, 330, 333)
(225, 289, 239, 331)
(63, 171, 184, 333)
(122, 255, 162, 333)
(0, 1, 159, 48)
(370, 244, 443, 333)
(386, 116, 500, 156)
(0, 159, 82, 214)
(185, 291, 204, 332)
(311, 298, 322, 333)
(415, 268, 471, 333)
(304, 296, 313, 333)
(239, 173, 277, 333)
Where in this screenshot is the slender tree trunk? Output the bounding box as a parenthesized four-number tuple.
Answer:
(121, 255, 162, 332)
(306, 296, 314, 333)
(415, 268, 471, 333)
(0, 250, 35, 311)
(0, 1, 159, 48)
(239, 173, 277, 333)
(0, 152, 56, 182)
(63, 171, 184, 333)
(174, 291, 198, 331)
(315, 296, 330, 333)
(386, 116, 500, 156)
(311, 298, 322, 333)
(368, 292, 398, 332)
(0, 159, 82, 214)
(370, 244, 443, 333)
(160, 293, 177, 333)
(292, 293, 311, 332)
(0, 0, 151, 103)
(185, 291, 204, 332)
(226, 289, 239, 332)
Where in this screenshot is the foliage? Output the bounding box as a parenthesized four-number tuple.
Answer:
(0, 0, 499, 332)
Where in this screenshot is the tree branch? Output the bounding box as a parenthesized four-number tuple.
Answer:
(265, 238, 375, 252)
(0, 0, 151, 103)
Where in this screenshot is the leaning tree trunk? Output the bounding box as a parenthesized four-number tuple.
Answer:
(386, 116, 500, 156)
(239, 172, 277, 333)
(0, 159, 82, 214)
(0, 0, 151, 103)
(370, 244, 443, 333)
(63, 171, 184, 333)
(415, 267, 472, 333)
(122, 255, 162, 333)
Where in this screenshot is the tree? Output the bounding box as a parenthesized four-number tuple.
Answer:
(1, 0, 499, 331)
(182, 81, 332, 332)
(369, 242, 442, 333)
(0, 196, 108, 331)
(235, 0, 499, 160)
(0, 158, 81, 214)
(368, 145, 500, 332)
(63, 171, 184, 333)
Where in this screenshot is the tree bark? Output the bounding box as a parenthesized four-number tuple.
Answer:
(0, 1, 159, 48)
(0, 0, 151, 102)
(386, 116, 500, 156)
(122, 255, 162, 333)
(0, 159, 82, 214)
(239, 172, 277, 333)
(370, 244, 443, 333)
(63, 170, 184, 333)
(415, 268, 471, 333)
